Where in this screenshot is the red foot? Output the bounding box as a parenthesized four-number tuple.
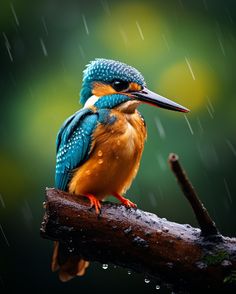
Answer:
(113, 193, 137, 208)
(83, 194, 101, 214)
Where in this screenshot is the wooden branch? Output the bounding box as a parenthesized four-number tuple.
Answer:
(41, 188, 236, 292)
(168, 153, 219, 236)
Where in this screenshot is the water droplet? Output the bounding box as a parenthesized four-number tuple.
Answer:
(124, 226, 132, 234)
(98, 150, 103, 157)
(98, 159, 104, 164)
(102, 264, 108, 269)
(127, 270, 132, 275)
(155, 285, 160, 290)
(111, 129, 114, 134)
(195, 261, 207, 269)
(166, 262, 173, 268)
(221, 260, 232, 266)
(85, 170, 91, 175)
(116, 155, 119, 160)
(144, 278, 150, 283)
(117, 140, 121, 146)
(163, 227, 169, 233)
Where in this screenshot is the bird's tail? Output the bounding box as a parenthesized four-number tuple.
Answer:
(51, 241, 89, 282)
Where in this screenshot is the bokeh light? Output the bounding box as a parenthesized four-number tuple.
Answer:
(158, 59, 218, 112)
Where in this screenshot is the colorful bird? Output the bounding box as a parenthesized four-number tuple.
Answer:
(52, 58, 189, 281)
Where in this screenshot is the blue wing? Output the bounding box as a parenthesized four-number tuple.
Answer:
(55, 108, 98, 191)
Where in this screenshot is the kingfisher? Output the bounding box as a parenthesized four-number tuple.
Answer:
(52, 58, 189, 281)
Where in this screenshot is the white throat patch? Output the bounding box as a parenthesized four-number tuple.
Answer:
(84, 95, 99, 108)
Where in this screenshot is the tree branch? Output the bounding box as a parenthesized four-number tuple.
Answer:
(41, 188, 236, 292)
(168, 153, 219, 236)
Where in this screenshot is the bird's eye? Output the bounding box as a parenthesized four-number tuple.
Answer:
(111, 80, 130, 92)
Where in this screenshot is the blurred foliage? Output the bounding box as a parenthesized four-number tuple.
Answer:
(0, 0, 236, 293)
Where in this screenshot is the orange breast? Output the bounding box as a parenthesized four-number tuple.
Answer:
(68, 109, 147, 199)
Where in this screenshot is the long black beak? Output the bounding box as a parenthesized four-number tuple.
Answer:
(131, 87, 189, 113)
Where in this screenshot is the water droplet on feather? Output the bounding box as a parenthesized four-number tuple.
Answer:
(102, 264, 108, 269)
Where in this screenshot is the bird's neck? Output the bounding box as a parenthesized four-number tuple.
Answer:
(83, 94, 140, 114)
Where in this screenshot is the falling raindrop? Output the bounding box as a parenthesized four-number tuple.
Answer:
(10, 3, 19, 26)
(82, 15, 89, 35)
(184, 115, 194, 135)
(21, 200, 33, 229)
(2, 32, 13, 62)
(162, 34, 170, 51)
(223, 178, 232, 204)
(101, 0, 111, 15)
(197, 117, 204, 134)
(154, 117, 166, 139)
(206, 105, 214, 119)
(156, 153, 166, 171)
(217, 37, 226, 56)
(41, 17, 48, 35)
(185, 57, 196, 81)
(202, 0, 208, 10)
(119, 28, 128, 46)
(224, 8, 233, 24)
(136, 21, 144, 40)
(155, 285, 160, 290)
(40, 38, 48, 56)
(0, 194, 6, 208)
(144, 278, 150, 283)
(102, 264, 108, 269)
(178, 0, 184, 9)
(225, 139, 236, 157)
(148, 192, 157, 207)
(206, 97, 214, 113)
(79, 44, 85, 59)
(0, 224, 10, 247)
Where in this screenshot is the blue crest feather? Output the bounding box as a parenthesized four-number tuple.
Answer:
(80, 58, 146, 105)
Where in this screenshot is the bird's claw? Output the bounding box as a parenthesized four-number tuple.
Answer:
(113, 193, 137, 208)
(84, 194, 101, 214)
(121, 198, 137, 208)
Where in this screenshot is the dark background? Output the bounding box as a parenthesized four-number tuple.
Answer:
(0, 0, 236, 293)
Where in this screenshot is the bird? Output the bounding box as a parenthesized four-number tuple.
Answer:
(52, 58, 189, 282)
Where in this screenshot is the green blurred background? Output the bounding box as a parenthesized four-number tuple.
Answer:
(0, 0, 236, 293)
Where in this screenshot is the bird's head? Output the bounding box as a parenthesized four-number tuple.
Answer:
(80, 58, 189, 113)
